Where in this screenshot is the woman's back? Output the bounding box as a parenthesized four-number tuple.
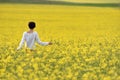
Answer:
(24, 31, 37, 49)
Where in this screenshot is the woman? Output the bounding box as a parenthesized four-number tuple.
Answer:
(17, 21, 52, 50)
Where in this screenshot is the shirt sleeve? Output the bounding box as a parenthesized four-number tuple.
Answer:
(35, 32, 49, 46)
(17, 32, 26, 50)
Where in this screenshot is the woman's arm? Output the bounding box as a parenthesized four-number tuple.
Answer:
(17, 32, 26, 50)
(35, 32, 51, 46)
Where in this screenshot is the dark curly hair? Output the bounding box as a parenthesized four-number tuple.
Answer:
(28, 21, 36, 29)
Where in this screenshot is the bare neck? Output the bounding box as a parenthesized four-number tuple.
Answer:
(27, 29, 34, 33)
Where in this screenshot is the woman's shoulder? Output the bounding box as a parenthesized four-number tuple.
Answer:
(33, 31, 38, 34)
(23, 31, 27, 34)
(22, 31, 28, 36)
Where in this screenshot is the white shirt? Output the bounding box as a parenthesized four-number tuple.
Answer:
(17, 31, 49, 50)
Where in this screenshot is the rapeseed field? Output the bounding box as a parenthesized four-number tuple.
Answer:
(0, 4, 120, 80)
